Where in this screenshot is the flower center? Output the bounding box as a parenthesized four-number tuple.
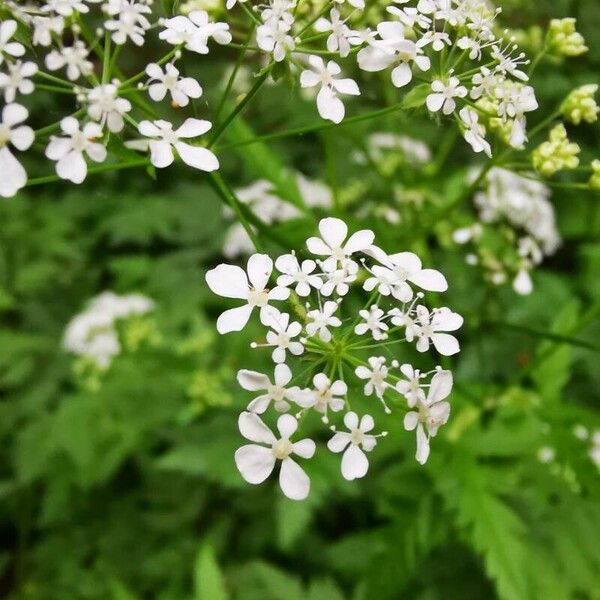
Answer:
(349, 428, 364, 445)
(0, 124, 11, 147)
(272, 438, 293, 460)
(247, 288, 269, 307)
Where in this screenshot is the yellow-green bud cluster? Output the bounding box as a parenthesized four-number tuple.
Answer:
(589, 160, 600, 191)
(532, 124, 580, 177)
(561, 85, 599, 125)
(547, 18, 588, 57)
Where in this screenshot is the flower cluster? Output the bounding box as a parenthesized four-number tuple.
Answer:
(453, 167, 560, 295)
(63, 291, 154, 368)
(532, 123, 580, 177)
(206, 217, 462, 499)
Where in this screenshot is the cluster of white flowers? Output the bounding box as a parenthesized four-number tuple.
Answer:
(454, 167, 560, 295)
(223, 174, 333, 257)
(63, 291, 154, 367)
(573, 425, 600, 469)
(0, 0, 545, 198)
(206, 217, 462, 499)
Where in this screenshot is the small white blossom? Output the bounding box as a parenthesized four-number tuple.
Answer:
(320, 261, 358, 297)
(413, 306, 463, 356)
(32, 16, 65, 47)
(235, 412, 315, 500)
(426, 76, 467, 115)
(103, 0, 152, 46)
(45, 117, 107, 184)
(87, 84, 132, 133)
(355, 356, 390, 411)
(205, 253, 290, 334)
(298, 373, 346, 419)
(45, 41, 94, 81)
(305, 300, 342, 342)
(328, 412, 378, 480)
(160, 10, 232, 54)
(259, 306, 304, 364)
(395, 363, 426, 407)
(237, 363, 301, 413)
(137, 118, 219, 171)
(300, 56, 360, 124)
(459, 107, 491, 157)
(44, 0, 89, 16)
(145, 62, 202, 107)
(0, 103, 34, 198)
(0, 60, 38, 103)
(314, 9, 357, 58)
(256, 19, 295, 62)
(275, 254, 322, 297)
(354, 305, 389, 340)
(0, 20, 25, 64)
(404, 369, 452, 464)
(306, 217, 374, 272)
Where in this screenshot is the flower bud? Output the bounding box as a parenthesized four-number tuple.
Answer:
(532, 124, 580, 177)
(547, 18, 588, 57)
(589, 160, 600, 191)
(560, 84, 599, 125)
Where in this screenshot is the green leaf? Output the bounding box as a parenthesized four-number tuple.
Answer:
(401, 84, 431, 109)
(194, 543, 229, 600)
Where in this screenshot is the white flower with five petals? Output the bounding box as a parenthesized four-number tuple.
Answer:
(235, 412, 315, 500)
(395, 363, 426, 407)
(426, 76, 467, 115)
(403, 370, 452, 464)
(275, 254, 322, 297)
(137, 118, 219, 171)
(145, 63, 202, 107)
(300, 56, 360, 124)
(205, 254, 290, 334)
(328, 412, 378, 480)
(354, 305, 389, 340)
(237, 363, 301, 413)
(0, 61, 38, 103)
(305, 300, 342, 342)
(45, 117, 106, 184)
(297, 373, 346, 420)
(260, 307, 304, 364)
(0, 20, 25, 64)
(355, 356, 390, 410)
(413, 306, 463, 356)
(159, 10, 232, 54)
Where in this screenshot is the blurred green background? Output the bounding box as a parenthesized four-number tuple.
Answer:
(1, 0, 599, 598)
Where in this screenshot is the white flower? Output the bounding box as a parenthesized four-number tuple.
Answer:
(300, 56, 360, 124)
(306, 217, 374, 272)
(256, 19, 295, 62)
(0, 103, 34, 198)
(159, 10, 232, 54)
(44, 0, 89, 16)
(305, 300, 341, 342)
(328, 412, 378, 480)
(459, 107, 491, 157)
(354, 305, 389, 340)
(395, 363, 426, 407)
(237, 363, 300, 413)
(320, 261, 358, 297)
(357, 22, 430, 88)
(86, 84, 131, 133)
(137, 118, 219, 171)
(103, 0, 152, 46)
(0, 61, 38, 103)
(145, 62, 202, 107)
(314, 9, 357, 58)
(260, 306, 304, 364)
(299, 373, 346, 418)
(45, 117, 106, 184)
(413, 306, 463, 356)
(45, 42, 94, 81)
(426, 77, 467, 115)
(470, 66, 498, 100)
(388, 307, 420, 341)
(235, 412, 315, 500)
(365, 247, 448, 302)
(32, 16, 65, 47)
(403, 370, 452, 464)
(275, 254, 322, 297)
(355, 356, 390, 411)
(0, 20, 25, 64)
(205, 253, 290, 334)
(513, 268, 533, 295)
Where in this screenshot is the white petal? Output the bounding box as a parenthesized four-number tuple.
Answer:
(306, 236, 332, 255)
(279, 457, 310, 500)
(341, 444, 369, 480)
(318, 217, 347, 248)
(247, 253, 272, 291)
(216, 304, 253, 334)
(391, 62, 412, 88)
(293, 438, 316, 459)
(175, 118, 212, 138)
(431, 333, 459, 356)
(0, 147, 26, 198)
(174, 142, 219, 171)
(327, 432, 350, 453)
(149, 140, 174, 168)
(277, 413, 298, 439)
(404, 411, 419, 431)
(56, 151, 87, 184)
(333, 77, 360, 96)
(344, 229, 375, 254)
(237, 369, 270, 391)
(300, 69, 320, 88)
(317, 86, 345, 123)
(426, 93, 444, 112)
(343, 411, 359, 430)
(274, 363, 292, 387)
(205, 264, 249, 298)
(410, 268, 448, 291)
(415, 424, 430, 464)
(3, 102, 27, 126)
(247, 394, 271, 414)
(235, 444, 276, 484)
(238, 411, 276, 444)
(428, 370, 453, 403)
(138, 120, 161, 137)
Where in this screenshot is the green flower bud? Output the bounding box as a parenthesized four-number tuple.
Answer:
(561, 85, 599, 125)
(547, 18, 588, 57)
(589, 160, 600, 191)
(532, 124, 580, 177)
